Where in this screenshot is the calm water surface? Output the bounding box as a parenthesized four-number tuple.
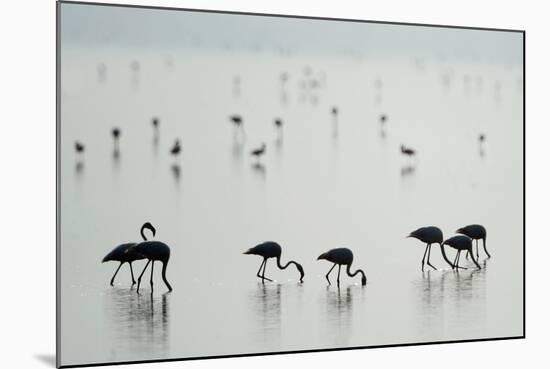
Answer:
(60, 46, 523, 366)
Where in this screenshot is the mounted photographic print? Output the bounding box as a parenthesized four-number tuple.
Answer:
(57, 1, 525, 367)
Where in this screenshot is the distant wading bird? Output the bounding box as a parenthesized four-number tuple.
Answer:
(244, 241, 304, 283)
(442, 235, 481, 270)
(111, 127, 121, 153)
(317, 248, 367, 286)
(457, 224, 490, 260)
(407, 226, 454, 271)
(75, 141, 85, 154)
(127, 222, 173, 293)
(229, 114, 245, 137)
(251, 143, 266, 162)
(102, 222, 154, 286)
(170, 139, 181, 157)
(401, 144, 415, 157)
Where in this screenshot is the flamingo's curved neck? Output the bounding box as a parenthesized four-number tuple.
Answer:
(346, 264, 366, 282)
(439, 244, 454, 268)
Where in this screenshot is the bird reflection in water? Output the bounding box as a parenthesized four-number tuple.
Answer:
(105, 288, 170, 357)
(171, 164, 181, 182)
(416, 267, 486, 336)
(249, 283, 281, 344)
(400, 165, 416, 177)
(251, 162, 266, 180)
(325, 286, 358, 346)
(111, 148, 121, 173)
(75, 160, 84, 176)
(415, 270, 449, 336)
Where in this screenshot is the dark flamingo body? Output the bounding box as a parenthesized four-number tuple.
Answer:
(127, 223, 173, 293)
(443, 235, 481, 270)
(102, 222, 153, 286)
(244, 241, 304, 283)
(457, 224, 489, 259)
(407, 226, 454, 271)
(317, 247, 367, 286)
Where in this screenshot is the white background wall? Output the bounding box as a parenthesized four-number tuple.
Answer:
(0, 0, 545, 368)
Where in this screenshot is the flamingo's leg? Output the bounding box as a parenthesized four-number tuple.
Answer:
(129, 262, 136, 285)
(325, 264, 336, 285)
(426, 244, 437, 270)
(476, 239, 480, 260)
(453, 251, 459, 269)
(137, 260, 151, 293)
(337, 265, 341, 287)
(150, 261, 155, 290)
(421, 243, 429, 271)
(256, 259, 266, 281)
(455, 251, 468, 270)
(262, 259, 273, 283)
(110, 262, 123, 286)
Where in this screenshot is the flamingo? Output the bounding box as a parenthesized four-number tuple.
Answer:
(111, 127, 121, 153)
(229, 115, 243, 128)
(101, 222, 154, 286)
(229, 114, 245, 137)
(127, 223, 173, 293)
(244, 241, 304, 283)
(442, 235, 481, 270)
(407, 226, 454, 271)
(170, 139, 181, 156)
(317, 248, 367, 286)
(401, 144, 415, 157)
(457, 224, 490, 259)
(75, 141, 85, 153)
(251, 143, 266, 162)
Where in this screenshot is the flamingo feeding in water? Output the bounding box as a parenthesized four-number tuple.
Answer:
(101, 222, 154, 286)
(442, 235, 481, 270)
(127, 223, 173, 293)
(407, 226, 454, 271)
(244, 241, 304, 283)
(457, 224, 490, 260)
(317, 248, 367, 286)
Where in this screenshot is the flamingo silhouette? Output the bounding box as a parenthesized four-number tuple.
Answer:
(170, 139, 181, 157)
(75, 141, 85, 153)
(407, 226, 454, 271)
(317, 248, 367, 286)
(442, 235, 481, 270)
(457, 224, 490, 260)
(251, 143, 266, 162)
(401, 144, 415, 157)
(102, 222, 154, 286)
(127, 223, 173, 293)
(244, 241, 304, 283)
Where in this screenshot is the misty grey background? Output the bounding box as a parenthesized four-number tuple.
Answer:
(59, 2, 523, 366)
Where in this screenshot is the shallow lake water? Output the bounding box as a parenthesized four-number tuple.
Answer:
(59, 39, 523, 366)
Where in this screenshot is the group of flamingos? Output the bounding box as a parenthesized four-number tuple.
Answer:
(102, 222, 489, 292)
